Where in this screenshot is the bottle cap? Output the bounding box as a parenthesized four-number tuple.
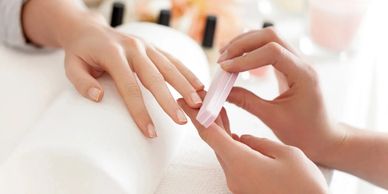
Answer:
(262, 21, 274, 28)
(202, 15, 217, 48)
(110, 2, 125, 27)
(157, 9, 171, 26)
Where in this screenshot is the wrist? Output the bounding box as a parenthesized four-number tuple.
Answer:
(313, 122, 351, 166)
(56, 10, 108, 48)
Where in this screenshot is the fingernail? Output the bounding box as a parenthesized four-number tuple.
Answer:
(191, 92, 202, 105)
(147, 124, 157, 138)
(177, 110, 187, 123)
(88, 87, 102, 102)
(220, 59, 233, 68)
(217, 50, 229, 63)
(195, 79, 204, 89)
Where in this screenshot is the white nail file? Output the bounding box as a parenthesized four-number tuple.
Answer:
(196, 69, 238, 128)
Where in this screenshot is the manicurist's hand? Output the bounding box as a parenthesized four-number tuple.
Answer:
(22, 0, 204, 138)
(218, 28, 388, 189)
(217, 27, 344, 164)
(178, 98, 328, 194)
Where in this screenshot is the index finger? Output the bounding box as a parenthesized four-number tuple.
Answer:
(218, 27, 301, 63)
(220, 42, 304, 84)
(177, 99, 240, 161)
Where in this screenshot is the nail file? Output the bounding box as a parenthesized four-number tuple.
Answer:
(196, 69, 239, 128)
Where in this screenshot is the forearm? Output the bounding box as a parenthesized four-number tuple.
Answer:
(320, 123, 388, 188)
(22, 0, 106, 48)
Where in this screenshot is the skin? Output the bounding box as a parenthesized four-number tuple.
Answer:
(20, 0, 388, 191)
(217, 27, 388, 189)
(178, 96, 328, 194)
(21, 0, 204, 138)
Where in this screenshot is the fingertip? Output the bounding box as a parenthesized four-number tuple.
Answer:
(231, 133, 240, 141)
(219, 46, 227, 54)
(176, 109, 188, 124)
(147, 123, 158, 138)
(217, 50, 229, 63)
(239, 134, 253, 142)
(194, 79, 205, 91)
(87, 87, 104, 102)
(189, 92, 203, 107)
(219, 60, 234, 72)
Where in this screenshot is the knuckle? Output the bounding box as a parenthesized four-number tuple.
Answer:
(304, 65, 320, 86)
(234, 91, 250, 108)
(123, 36, 143, 49)
(267, 42, 282, 54)
(286, 146, 303, 156)
(123, 82, 143, 99)
(264, 27, 280, 41)
(106, 42, 122, 53)
(162, 63, 176, 75)
(266, 42, 286, 61)
(144, 74, 165, 90)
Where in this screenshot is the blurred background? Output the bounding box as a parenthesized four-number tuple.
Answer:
(83, 0, 387, 193)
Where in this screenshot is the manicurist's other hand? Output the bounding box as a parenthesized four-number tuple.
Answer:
(178, 98, 328, 194)
(217, 27, 344, 164)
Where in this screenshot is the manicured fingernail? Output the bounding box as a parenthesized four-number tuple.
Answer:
(147, 124, 157, 138)
(88, 87, 102, 102)
(220, 59, 233, 68)
(195, 79, 204, 89)
(219, 45, 228, 53)
(217, 50, 229, 62)
(177, 110, 187, 123)
(191, 92, 202, 105)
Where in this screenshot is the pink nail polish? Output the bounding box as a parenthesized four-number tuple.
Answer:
(196, 69, 238, 128)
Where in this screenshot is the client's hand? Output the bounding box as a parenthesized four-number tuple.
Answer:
(23, 0, 204, 138)
(218, 27, 344, 164)
(178, 99, 328, 194)
(61, 20, 204, 138)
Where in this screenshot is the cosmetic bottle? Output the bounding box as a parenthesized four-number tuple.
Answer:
(157, 9, 171, 26)
(202, 15, 218, 76)
(110, 2, 125, 27)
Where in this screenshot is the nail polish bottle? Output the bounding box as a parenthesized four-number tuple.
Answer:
(157, 9, 171, 26)
(110, 2, 125, 27)
(202, 15, 219, 76)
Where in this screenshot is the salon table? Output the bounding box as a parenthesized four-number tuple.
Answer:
(0, 22, 371, 194)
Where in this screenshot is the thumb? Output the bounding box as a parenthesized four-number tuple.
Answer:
(65, 55, 104, 102)
(178, 99, 241, 162)
(227, 87, 271, 118)
(240, 135, 287, 159)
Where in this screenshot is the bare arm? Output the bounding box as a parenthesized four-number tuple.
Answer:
(320, 124, 388, 188)
(22, 0, 103, 47)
